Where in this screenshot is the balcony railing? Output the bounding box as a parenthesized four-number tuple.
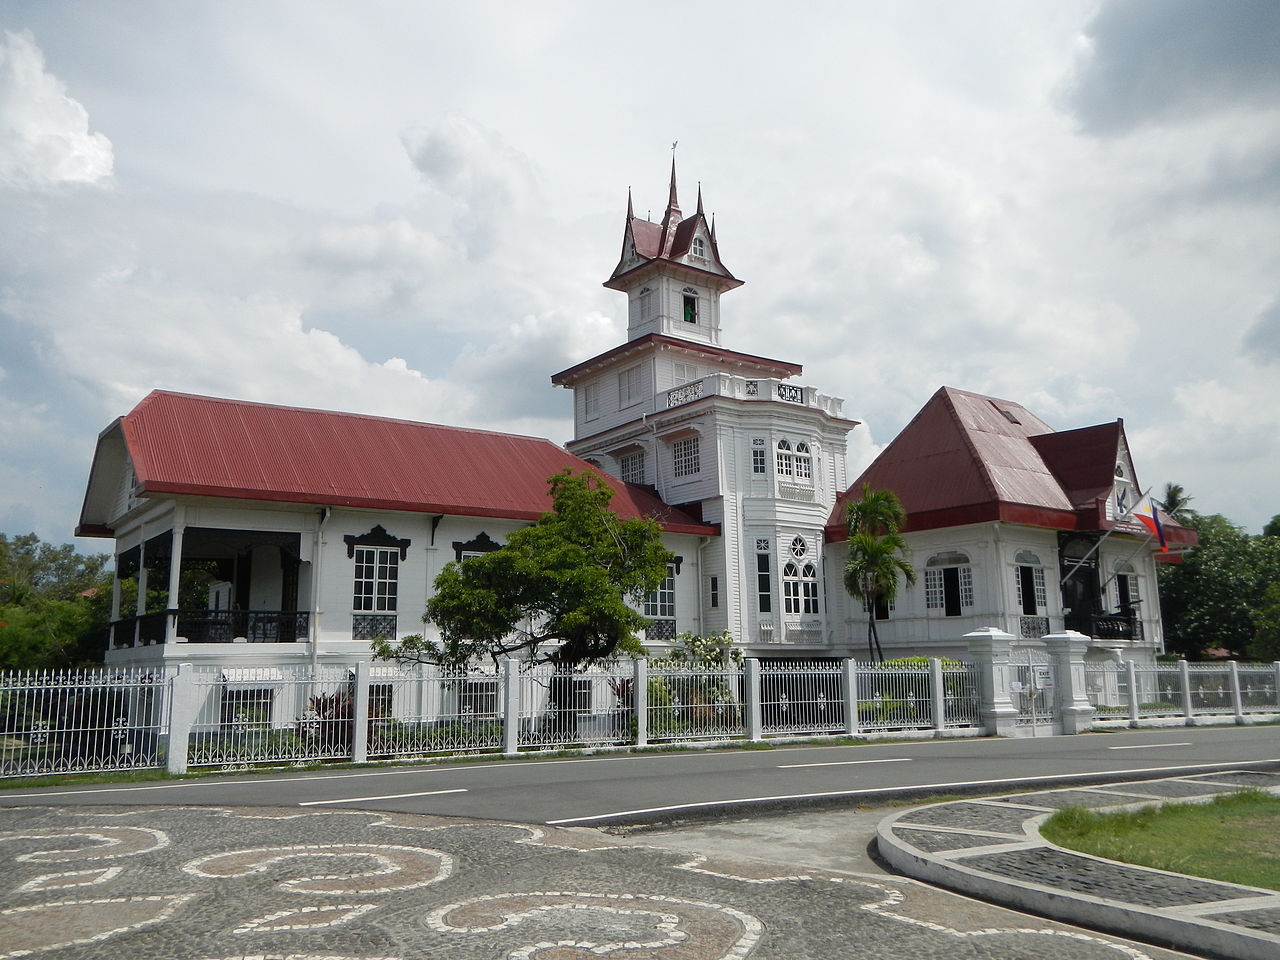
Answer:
(175, 610, 310, 643)
(662, 374, 844, 418)
(109, 612, 170, 647)
(1064, 611, 1143, 642)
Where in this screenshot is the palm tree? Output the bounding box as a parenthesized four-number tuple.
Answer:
(1160, 483, 1194, 524)
(843, 484, 915, 662)
(844, 530, 917, 663)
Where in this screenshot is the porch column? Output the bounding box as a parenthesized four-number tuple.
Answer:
(109, 562, 122, 647)
(1042, 630, 1094, 734)
(964, 628, 1019, 737)
(133, 530, 147, 647)
(165, 523, 185, 643)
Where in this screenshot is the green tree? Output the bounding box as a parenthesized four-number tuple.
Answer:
(1263, 515, 1280, 538)
(0, 533, 113, 669)
(1158, 514, 1280, 660)
(843, 484, 916, 663)
(374, 470, 673, 669)
(1248, 582, 1280, 661)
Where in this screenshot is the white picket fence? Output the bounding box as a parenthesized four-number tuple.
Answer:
(1, 657, 983, 776)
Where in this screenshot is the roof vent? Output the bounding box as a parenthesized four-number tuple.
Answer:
(989, 400, 1020, 424)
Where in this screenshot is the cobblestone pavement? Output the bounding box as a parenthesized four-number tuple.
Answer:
(0, 803, 1196, 960)
(879, 770, 1280, 959)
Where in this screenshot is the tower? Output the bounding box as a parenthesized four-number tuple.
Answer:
(551, 166, 858, 652)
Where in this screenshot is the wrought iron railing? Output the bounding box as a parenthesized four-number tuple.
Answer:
(352, 613, 398, 642)
(1065, 611, 1141, 641)
(174, 610, 310, 643)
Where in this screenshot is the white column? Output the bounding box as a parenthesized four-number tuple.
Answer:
(165, 524, 185, 643)
(1180, 660, 1194, 725)
(166, 663, 197, 775)
(744, 658, 763, 741)
(843, 657, 860, 736)
(502, 658, 521, 755)
(633, 658, 649, 747)
(964, 628, 1020, 737)
(1042, 631, 1094, 735)
(1126, 660, 1140, 726)
(351, 661, 370, 763)
(133, 532, 147, 647)
(1229, 661, 1249, 726)
(929, 657, 947, 733)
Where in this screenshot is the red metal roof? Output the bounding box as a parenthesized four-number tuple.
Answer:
(550, 333, 802, 385)
(83, 391, 717, 535)
(825, 386, 1196, 546)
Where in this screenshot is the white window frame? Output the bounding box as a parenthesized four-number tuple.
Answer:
(618, 365, 644, 409)
(794, 441, 813, 481)
(690, 237, 706, 259)
(776, 439, 793, 477)
(353, 546, 399, 613)
(582, 380, 600, 420)
(924, 551, 973, 616)
(619, 450, 645, 484)
(673, 361, 698, 385)
(644, 564, 676, 619)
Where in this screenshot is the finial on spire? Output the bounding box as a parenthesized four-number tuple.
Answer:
(626, 186, 634, 220)
(696, 182, 704, 216)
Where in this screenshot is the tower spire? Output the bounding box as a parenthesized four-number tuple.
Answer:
(696, 182, 704, 217)
(626, 186, 634, 220)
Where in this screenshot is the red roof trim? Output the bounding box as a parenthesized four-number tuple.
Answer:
(551, 333, 801, 385)
(138, 480, 720, 535)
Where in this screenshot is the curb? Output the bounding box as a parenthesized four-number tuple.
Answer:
(876, 769, 1280, 960)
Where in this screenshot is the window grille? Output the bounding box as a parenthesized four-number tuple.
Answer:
(620, 451, 645, 484)
(644, 564, 676, 618)
(776, 439, 793, 477)
(672, 436, 700, 477)
(794, 442, 812, 480)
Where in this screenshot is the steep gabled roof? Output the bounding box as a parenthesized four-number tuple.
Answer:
(77, 391, 718, 536)
(604, 163, 742, 292)
(825, 386, 1195, 546)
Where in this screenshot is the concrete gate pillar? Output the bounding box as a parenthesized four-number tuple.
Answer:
(964, 628, 1020, 737)
(1042, 630, 1095, 734)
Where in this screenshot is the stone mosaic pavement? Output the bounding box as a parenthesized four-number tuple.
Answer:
(878, 770, 1280, 960)
(0, 803, 1194, 960)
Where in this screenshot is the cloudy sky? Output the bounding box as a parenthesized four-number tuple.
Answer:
(2, 0, 1278, 551)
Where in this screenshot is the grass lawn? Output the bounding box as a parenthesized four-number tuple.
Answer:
(1042, 789, 1280, 892)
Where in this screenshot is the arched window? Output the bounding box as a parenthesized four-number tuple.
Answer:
(794, 441, 812, 481)
(691, 237, 706, 259)
(776, 439, 793, 477)
(783, 558, 818, 614)
(925, 551, 973, 617)
(1013, 550, 1047, 616)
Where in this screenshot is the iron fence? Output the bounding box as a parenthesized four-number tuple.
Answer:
(0, 667, 171, 777)
(186, 664, 355, 768)
(760, 659, 843, 735)
(856, 661, 935, 732)
(517, 663, 634, 749)
(368, 664, 504, 758)
(645, 663, 745, 742)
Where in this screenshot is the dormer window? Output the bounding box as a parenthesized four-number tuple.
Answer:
(682, 288, 699, 324)
(638, 287, 655, 321)
(690, 237, 706, 259)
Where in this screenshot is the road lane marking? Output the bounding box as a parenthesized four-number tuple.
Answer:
(1108, 742, 1193, 750)
(299, 788, 467, 806)
(544, 758, 1280, 825)
(777, 758, 912, 769)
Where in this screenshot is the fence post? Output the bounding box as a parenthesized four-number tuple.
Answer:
(1125, 660, 1140, 727)
(1042, 631, 1094, 734)
(1275, 662, 1280, 713)
(166, 663, 197, 775)
(633, 658, 648, 747)
(502, 658, 520, 755)
(963, 628, 1019, 736)
(1180, 659, 1194, 725)
(744, 658, 763, 742)
(1229, 661, 1248, 725)
(351, 661, 370, 763)
(843, 658, 860, 736)
(929, 658, 946, 733)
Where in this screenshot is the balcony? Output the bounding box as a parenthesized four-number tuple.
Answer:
(109, 610, 310, 647)
(663, 374, 844, 419)
(177, 610, 310, 643)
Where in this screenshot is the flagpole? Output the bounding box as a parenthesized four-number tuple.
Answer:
(1059, 487, 1152, 587)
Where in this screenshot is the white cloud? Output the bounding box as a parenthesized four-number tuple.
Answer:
(0, 29, 113, 187)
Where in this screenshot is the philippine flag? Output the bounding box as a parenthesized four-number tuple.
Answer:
(1133, 496, 1168, 552)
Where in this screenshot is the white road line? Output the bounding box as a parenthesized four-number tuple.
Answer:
(299, 788, 468, 806)
(544, 758, 1280, 825)
(1108, 742, 1193, 750)
(778, 758, 912, 769)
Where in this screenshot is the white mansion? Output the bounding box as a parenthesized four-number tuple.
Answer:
(78, 165, 1193, 671)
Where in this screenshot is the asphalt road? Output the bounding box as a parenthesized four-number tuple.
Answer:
(3, 725, 1277, 825)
